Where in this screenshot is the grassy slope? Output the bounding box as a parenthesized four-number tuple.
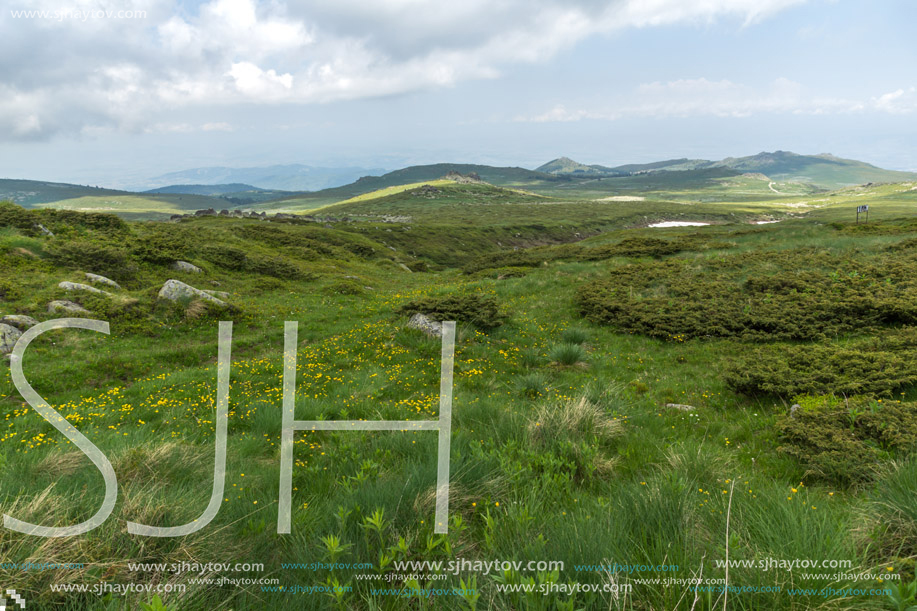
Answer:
(1, 185, 917, 610)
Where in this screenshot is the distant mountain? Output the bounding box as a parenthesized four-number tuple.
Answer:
(711, 151, 917, 187)
(537, 151, 917, 189)
(535, 157, 623, 176)
(257, 163, 561, 211)
(136, 164, 388, 192)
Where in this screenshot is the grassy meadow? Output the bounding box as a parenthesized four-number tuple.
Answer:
(1, 179, 917, 610)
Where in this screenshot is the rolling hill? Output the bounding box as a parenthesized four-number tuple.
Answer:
(135, 163, 388, 192)
(537, 151, 917, 189)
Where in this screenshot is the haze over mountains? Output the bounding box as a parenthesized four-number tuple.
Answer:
(2, 151, 915, 216)
(133, 164, 388, 192)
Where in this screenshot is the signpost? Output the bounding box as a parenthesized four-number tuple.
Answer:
(856, 205, 869, 224)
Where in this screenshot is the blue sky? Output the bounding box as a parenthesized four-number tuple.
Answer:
(0, 0, 914, 187)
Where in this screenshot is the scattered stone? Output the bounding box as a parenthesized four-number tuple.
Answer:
(84, 273, 121, 289)
(790, 403, 801, 418)
(48, 300, 90, 315)
(58, 281, 111, 296)
(34, 223, 54, 236)
(665, 403, 696, 412)
(194, 208, 217, 216)
(398, 263, 413, 273)
(158, 279, 228, 307)
(171, 261, 202, 273)
(1, 323, 23, 355)
(407, 313, 442, 338)
(0, 315, 39, 330)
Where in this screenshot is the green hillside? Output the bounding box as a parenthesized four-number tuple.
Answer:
(535, 151, 917, 191)
(535, 157, 622, 176)
(0, 179, 129, 207)
(4, 182, 917, 609)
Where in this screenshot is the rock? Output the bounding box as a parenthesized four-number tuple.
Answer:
(48, 300, 90, 315)
(219, 209, 229, 216)
(665, 403, 696, 412)
(158, 279, 228, 307)
(58, 281, 111, 296)
(194, 208, 217, 216)
(398, 263, 413, 273)
(0, 323, 23, 355)
(0, 315, 39, 330)
(790, 403, 800, 418)
(407, 313, 442, 338)
(171, 261, 202, 273)
(84, 273, 121, 289)
(34, 223, 54, 236)
(203, 290, 231, 299)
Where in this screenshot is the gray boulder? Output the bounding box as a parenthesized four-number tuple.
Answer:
(1, 323, 23, 355)
(398, 263, 413, 273)
(158, 280, 228, 307)
(407, 313, 442, 338)
(203, 290, 232, 299)
(48, 300, 90, 315)
(84, 273, 121, 289)
(58, 281, 111, 296)
(171, 261, 202, 274)
(0, 315, 39, 330)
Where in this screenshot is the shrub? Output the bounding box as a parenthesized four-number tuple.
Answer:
(323, 280, 365, 296)
(244, 254, 308, 280)
(0, 201, 37, 234)
(549, 343, 587, 366)
(397, 293, 505, 330)
(577, 249, 917, 341)
(34, 208, 128, 235)
(776, 394, 917, 484)
(46, 239, 136, 282)
(201, 245, 247, 270)
(725, 329, 917, 397)
(132, 228, 192, 264)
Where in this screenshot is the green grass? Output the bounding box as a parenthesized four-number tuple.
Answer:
(2, 186, 917, 609)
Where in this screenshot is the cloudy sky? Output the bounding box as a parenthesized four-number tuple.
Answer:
(0, 0, 914, 187)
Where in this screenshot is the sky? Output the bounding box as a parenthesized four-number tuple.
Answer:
(0, 0, 915, 188)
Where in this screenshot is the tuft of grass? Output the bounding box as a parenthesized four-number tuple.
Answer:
(516, 371, 550, 398)
(549, 342, 587, 366)
(561, 327, 588, 345)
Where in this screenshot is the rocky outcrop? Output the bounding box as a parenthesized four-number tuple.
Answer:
(84, 273, 121, 289)
(407, 313, 442, 338)
(171, 260, 202, 273)
(48, 300, 91, 315)
(58, 281, 112, 296)
(0, 315, 38, 330)
(158, 279, 228, 307)
(0, 323, 22, 355)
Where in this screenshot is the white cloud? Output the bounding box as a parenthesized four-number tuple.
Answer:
(0, 0, 860, 141)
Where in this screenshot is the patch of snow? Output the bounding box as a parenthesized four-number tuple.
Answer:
(648, 221, 710, 228)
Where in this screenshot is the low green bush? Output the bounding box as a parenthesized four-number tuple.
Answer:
(46, 239, 136, 282)
(725, 328, 917, 397)
(397, 293, 506, 330)
(577, 249, 917, 341)
(776, 394, 917, 484)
